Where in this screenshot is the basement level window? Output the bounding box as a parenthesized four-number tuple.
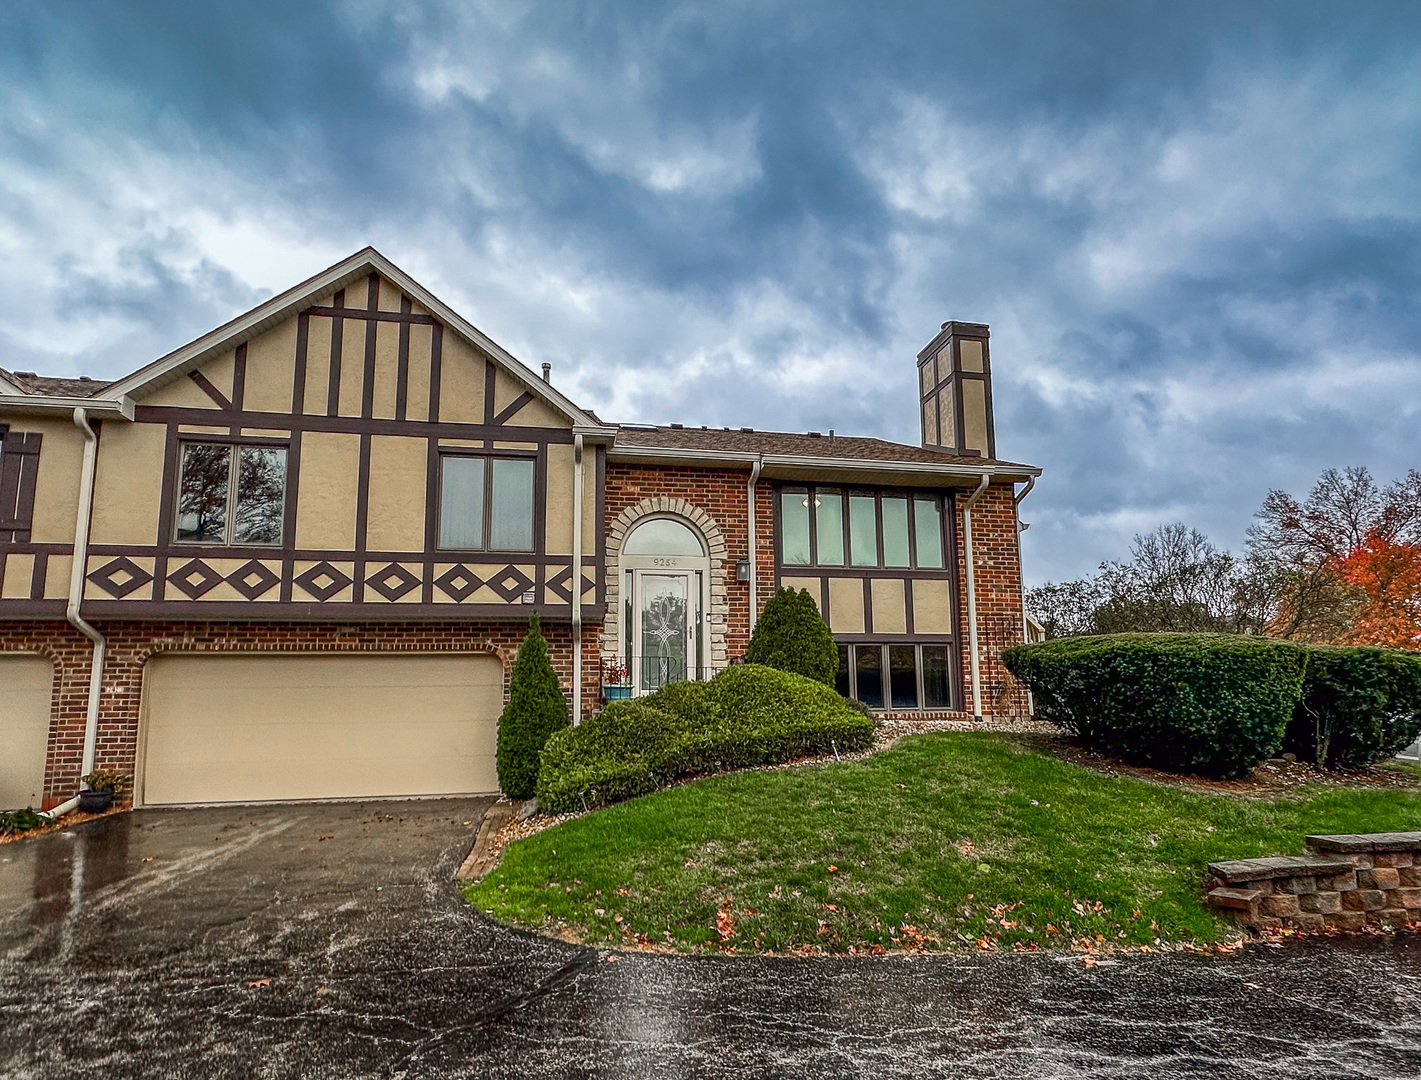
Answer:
(837, 643, 953, 710)
(176, 442, 286, 545)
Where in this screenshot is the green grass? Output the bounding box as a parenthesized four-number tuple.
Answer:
(465, 733, 1421, 954)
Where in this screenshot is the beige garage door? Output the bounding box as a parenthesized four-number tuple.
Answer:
(140, 653, 503, 806)
(0, 654, 53, 811)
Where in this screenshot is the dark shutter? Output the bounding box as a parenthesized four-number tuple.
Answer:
(0, 427, 44, 543)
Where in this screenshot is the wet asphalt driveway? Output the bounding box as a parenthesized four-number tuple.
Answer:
(1, 802, 1420, 1079)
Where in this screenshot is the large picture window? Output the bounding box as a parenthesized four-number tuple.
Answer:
(835, 643, 955, 711)
(779, 487, 947, 569)
(438, 454, 535, 551)
(176, 442, 287, 545)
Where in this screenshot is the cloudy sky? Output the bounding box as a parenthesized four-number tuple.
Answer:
(1, 1, 1416, 583)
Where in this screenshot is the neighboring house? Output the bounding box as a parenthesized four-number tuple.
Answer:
(0, 248, 1040, 810)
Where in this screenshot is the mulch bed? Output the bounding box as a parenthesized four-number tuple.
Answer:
(1024, 735, 1421, 796)
(0, 804, 130, 845)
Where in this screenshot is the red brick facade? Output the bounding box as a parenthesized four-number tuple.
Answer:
(0, 618, 600, 808)
(3, 472, 1032, 808)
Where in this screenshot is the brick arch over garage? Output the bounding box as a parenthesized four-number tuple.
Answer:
(603, 497, 730, 668)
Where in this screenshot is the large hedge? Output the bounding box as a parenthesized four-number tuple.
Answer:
(496, 613, 572, 798)
(536, 664, 874, 812)
(745, 587, 838, 685)
(1001, 633, 1307, 779)
(1284, 646, 1421, 771)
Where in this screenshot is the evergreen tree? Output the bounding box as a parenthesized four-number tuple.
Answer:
(496, 613, 572, 798)
(746, 587, 838, 685)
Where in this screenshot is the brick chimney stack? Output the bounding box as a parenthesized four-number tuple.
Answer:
(917, 321, 994, 458)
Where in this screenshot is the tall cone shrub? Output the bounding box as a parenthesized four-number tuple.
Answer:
(746, 586, 838, 685)
(496, 613, 571, 798)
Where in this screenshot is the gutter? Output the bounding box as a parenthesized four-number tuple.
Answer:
(961, 473, 991, 719)
(606, 443, 1041, 482)
(571, 433, 584, 724)
(1013, 476, 1036, 717)
(0, 394, 134, 420)
(47, 408, 106, 821)
(747, 454, 763, 634)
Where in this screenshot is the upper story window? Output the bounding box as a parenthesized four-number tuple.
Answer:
(177, 442, 287, 545)
(438, 453, 535, 551)
(779, 487, 945, 569)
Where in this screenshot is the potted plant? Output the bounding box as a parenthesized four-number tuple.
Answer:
(78, 770, 128, 814)
(601, 656, 633, 701)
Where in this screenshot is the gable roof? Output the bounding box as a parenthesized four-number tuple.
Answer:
(97, 247, 610, 432)
(610, 423, 1040, 484)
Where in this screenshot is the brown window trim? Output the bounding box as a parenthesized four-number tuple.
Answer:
(173, 438, 290, 547)
(434, 449, 540, 555)
(776, 483, 948, 572)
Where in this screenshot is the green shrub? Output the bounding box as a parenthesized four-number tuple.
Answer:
(496, 613, 572, 798)
(536, 664, 875, 812)
(1284, 646, 1421, 771)
(745, 587, 838, 685)
(0, 807, 45, 836)
(1001, 633, 1307, 779)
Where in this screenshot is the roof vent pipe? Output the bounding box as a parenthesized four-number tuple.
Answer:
(541, 363, 552, 383)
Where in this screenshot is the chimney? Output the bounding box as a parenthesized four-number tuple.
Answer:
(917, 320, 994, 458)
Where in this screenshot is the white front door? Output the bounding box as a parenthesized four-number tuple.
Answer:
(631, 569, 700, 692)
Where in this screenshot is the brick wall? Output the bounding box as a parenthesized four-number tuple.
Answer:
(604, 463, 774, 659)
(0, 617, 601, 807)
(953, 482, 1029, 716)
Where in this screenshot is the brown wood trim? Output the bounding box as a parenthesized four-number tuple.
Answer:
(133, 406, 577, 444)
(981, 337, 996, 459)
(231, 343, 247, 412)
(187, 370, 232, 411)
(302, 306, 437, 326)
(492, 391, 534, 426)
(153, 422, 182, 600)
(352, 432, 372, 602)
(28, 551, 48, 600)
(326, 288, 345, 418)
(360, 275, 380, 419)
(0, 598, 65, 617)
(830, 631, 956, 644)
(278, 430, 302, 601)
(89, 543, 585, 568)
(482, 358, 497, 427)
(64, 600, 608, 622)
(862, 576, 873, 634)
(428, 322, 443, 424)
(0, 429, 42, 542)
(292, 312, 310, 414)
(422, 435, 439, 603)
(395, 294, 412, 421)
(904, 572, 915, 635)
(947, 489, 964, 711)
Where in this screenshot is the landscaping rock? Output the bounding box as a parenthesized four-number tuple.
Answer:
(1342, 889, 1386, 912)
(1299, 892, 1342, 915)
(1325, 911, 1366, 931)
(1357, 867, 1401, 890)
(1260, 894, 1300, 917)
(1394, 887, 1421, 909)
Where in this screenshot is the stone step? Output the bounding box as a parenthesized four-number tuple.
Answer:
(1206, 887, 1264, 911)
(1206, 855, 1353, 884)
(1305, 832, 1421, 855)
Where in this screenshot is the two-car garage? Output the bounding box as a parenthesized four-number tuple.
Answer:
(138, 653, 504, 806)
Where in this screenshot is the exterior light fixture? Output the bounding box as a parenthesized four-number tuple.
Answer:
(736, 559, 751, 583)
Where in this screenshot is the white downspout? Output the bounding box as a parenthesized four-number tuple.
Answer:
(1013, 476, 1036, 717)
(747, 454, 763, 635)
(571, 433, 584, 725)
(47, 407, 105, 820)
(962, 473, 991, 719)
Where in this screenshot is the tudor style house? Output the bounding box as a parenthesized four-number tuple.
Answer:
(0, 248, 1040, 811)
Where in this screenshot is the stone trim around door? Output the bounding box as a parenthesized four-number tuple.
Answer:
(602, 497, 731, 670)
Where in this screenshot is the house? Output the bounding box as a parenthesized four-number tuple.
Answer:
(0, 248, 1041, 810)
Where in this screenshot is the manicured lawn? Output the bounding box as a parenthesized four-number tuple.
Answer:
(465, 732, 1421, 954)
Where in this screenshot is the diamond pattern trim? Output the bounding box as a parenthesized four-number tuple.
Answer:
(87, 556, 154, 600)
(434, 565, 482, 603)
(168, 559, 224, 599)
(293, 561, 353, 602)
(227, 559, 281, 600)
(487, 565, 534, 603)
(365, 562, 421, 602)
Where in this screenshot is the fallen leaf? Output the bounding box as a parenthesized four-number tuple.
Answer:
(605, 954, 620, 963)
(1081, 956, 1096, 967)
(828, 865, 838, 873)
(246, 978, 271, 989)
(141, 857, 154, 863)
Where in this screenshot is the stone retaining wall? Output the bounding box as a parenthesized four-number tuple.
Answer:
(1206, 832, 1421, 933)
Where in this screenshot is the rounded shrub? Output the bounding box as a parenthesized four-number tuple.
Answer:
(535, 665, 875, 812)
(496, 613, 572, 798)
(1284, 646, 1421, 771)
(745, 587, 838, 685)
(1001, 633, 1307, 779)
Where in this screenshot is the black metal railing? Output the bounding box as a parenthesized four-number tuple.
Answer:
(600, 655, 717, 696)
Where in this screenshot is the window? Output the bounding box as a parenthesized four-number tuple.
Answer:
(839, 643, 956, 711)
(438, 454, 535, 551)
(778, 486, 948, 569)
(624, 518, 704, 556)
(176, 442, 286, 545)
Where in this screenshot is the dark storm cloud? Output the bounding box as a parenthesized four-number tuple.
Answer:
(0, 0, 1416, 581)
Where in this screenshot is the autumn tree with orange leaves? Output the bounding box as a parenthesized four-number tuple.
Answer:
(1247, 467, 1421, 648)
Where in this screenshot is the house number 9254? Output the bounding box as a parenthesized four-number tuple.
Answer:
(652, 557, 678, 567)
